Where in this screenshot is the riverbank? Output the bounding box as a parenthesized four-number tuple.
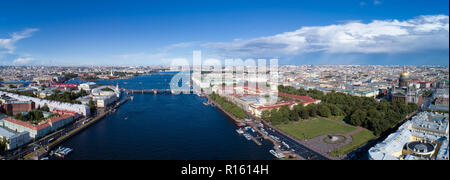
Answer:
(22, 97, 130, 160)
(205, 94, 300, 160)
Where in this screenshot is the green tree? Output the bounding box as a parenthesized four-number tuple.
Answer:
(289, 108, 300, 121)
(41, 104, 50, 112)
(261, 110, 271, 120)
(349, 109, 367, 127)
(0, 137, 8, 154)
(307, 104, 318, 117)
(318, 104, 331, 117)
(299, 108, 310, 120)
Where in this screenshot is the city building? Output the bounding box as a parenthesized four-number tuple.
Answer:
(1, 110, 76, 139)
(278, 92, 321, 106)
(0, 91, 90, 116)
(78, 82, 98, 92)
(249, 100, 298, 118)
(0, 125, 30, 150)
(0, 95, 35, 115)
(50, 83, 78, 90)
(90, 85, 120, 108)
(389, 68, 423, 104)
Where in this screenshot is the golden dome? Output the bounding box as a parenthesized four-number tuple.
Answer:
(401, 70, 409, 77)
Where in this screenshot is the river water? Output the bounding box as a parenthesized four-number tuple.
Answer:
(61, 73, 275, 160)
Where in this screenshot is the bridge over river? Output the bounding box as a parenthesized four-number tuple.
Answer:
(121, 88, 195, 94)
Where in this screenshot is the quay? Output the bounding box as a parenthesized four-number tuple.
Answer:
(22, 96, 131, 160)
(204, 94, 299, 159)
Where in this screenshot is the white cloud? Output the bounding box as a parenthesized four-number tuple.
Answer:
(204, 15, 449, 57)
(13, 57, 35, 64)
(0, 28, 39, 54)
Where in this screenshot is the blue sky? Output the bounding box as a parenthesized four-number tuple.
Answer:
(0, 0, 448, 66)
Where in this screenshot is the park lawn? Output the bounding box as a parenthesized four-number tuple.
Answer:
(330, 130, 376, 157)
(276, 117, 357, 140)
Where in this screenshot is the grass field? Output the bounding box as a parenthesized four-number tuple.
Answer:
(275, 117, 357, 140)
(330, 130, 376, 157)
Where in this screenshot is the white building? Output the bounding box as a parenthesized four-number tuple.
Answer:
(2, 114, 75, 139)
(0, 124, 30, 150)
(90, 85, 120, 108)
(78, 82, 98, 92)
(0, 91, 90, 116)
(369, 112, 449, 160)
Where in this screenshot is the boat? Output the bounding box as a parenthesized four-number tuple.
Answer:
(282, 141, 290, 149)
(236, 128, 244, 134)
(269, 150, 286, 159)
(243, 133, 252, 141)
(124, 116, 128, 120)
(54, 147, 73, 158)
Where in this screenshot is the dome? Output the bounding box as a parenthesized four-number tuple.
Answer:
(401, 70, 409, 77)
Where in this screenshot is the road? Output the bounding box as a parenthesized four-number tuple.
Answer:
(14, 98, 128, 160)
(259, 123, 329, 160)
(5, 115, 93, 160)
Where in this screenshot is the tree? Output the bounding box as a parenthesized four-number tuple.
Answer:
(41, 104, 50, 112)
(278, 106, 291, 123)
(299, 108, 310, 120)
(289, 108, 300, 121)
(261, 110, 271, 120)
(349, 109, 366, 126)
(318, 104, 331, 118)
(307, 104, 317, 117)
(0, 137, 8, 154)
(269, 109, 283, 125)
(328, 104, 343, 116)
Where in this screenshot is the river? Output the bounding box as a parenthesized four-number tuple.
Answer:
(60, 73, 275, 160)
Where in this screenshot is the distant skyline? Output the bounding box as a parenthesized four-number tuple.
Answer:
(0, 0, 448, 66)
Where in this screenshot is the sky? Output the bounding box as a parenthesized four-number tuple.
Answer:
(0, 0, 448, 66)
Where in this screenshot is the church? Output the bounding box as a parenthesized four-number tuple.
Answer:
(389, 67, 423, 104)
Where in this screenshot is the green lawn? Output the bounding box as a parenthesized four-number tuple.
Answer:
(276, 117, 356, 140)
(330, 130, 376, 157)
(331, 116, 346, 123)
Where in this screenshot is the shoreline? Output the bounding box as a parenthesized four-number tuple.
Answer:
(205, 94, 301, 160)
(21, 96, 130, 160)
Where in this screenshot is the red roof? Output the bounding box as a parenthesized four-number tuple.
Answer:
(278, 92, 320, 104)
(52, 109, 77, 116)
(256, 102, 296, 110)
(51, 84, 77, 89)
(4, 113, 74, 131)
